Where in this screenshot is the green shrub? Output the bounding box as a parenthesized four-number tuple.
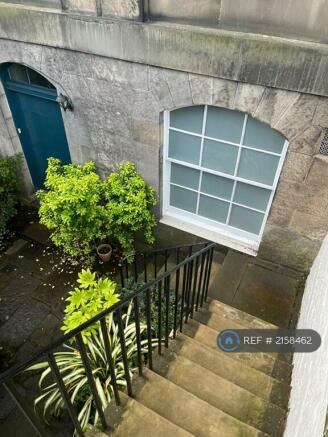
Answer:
(61, 269, 119, 339)
(38, 159, 156, 260)
(0, 153, 22, 238)
(38, 158, 109, 259)
(105, 162, 156, 254)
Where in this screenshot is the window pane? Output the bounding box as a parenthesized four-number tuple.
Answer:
(198, 195, 229, 223)
(170, 106, 204, 134)
(170, 185, 198, 213)
(229, 205, 264, 235)
(8, 64, 29, 83)
(27, 68, 54, 89)
(171, 163, 200, 190)
(201, 172, 234, 200)
(243, 116, 285, 154)
(205, 107, 245, 143)
(237, 149, 279, 186)
(169, 130, 201, 165)
(233, 182, 271, 211)
(202, 139, 238, 175)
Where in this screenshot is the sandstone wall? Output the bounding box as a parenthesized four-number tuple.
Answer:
(0, 39, 327, 269)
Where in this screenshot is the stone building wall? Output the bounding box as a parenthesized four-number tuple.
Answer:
(284, 233, 328, 437)
(0, 35, 327, 270)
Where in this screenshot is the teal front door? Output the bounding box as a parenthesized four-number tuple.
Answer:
(1, 63, 71, 189)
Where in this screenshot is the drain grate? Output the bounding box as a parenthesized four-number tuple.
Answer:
(319, 129, 328, 156)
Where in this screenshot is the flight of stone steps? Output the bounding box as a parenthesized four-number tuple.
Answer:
(88, 296, 291, 437)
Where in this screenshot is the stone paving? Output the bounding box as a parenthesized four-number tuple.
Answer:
(208, 249, 305, 328)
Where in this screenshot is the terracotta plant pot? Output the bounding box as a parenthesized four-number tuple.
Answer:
(97, 243, 112, 263)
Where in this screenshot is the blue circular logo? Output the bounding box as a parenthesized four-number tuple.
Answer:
(217, 330, 241, 352)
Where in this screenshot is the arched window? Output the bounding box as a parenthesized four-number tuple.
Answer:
(162, 105, 288, 254)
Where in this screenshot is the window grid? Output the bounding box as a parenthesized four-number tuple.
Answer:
(165, 105, 288, 240)
(169, 182, 266, 214)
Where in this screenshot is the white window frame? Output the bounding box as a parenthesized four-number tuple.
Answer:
(160, 105, 289, 256)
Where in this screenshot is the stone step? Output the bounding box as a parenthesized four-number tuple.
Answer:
(204, 298, 278, 329)
(152, 351, 286, 436)
(133, 368, 267, 437)
(182, 318, 292, 382)
(103, 391, 194, 437)
(171, 334, 290, 409)
(192, 307, 292, 364)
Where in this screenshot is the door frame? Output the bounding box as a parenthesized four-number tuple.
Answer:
(0, 63, 71, 191)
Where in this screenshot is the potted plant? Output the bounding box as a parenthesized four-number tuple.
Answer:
(96, 242, 112, 262)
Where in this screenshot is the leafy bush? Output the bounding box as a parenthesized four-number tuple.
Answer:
(38, 159, 156, 260)
(28, 303, 151, 433)
(37, 159, 108, 259)
(121, 278, 180, 337)
(0, 154, 22, 238)
(105, 162, 156, 254)
(61, 269, 119, 339)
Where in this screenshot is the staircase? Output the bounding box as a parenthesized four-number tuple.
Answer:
(0, 242, 292, 437)
(89, 249, 291, 437)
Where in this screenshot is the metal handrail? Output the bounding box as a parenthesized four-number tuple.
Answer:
(119, 240, 209, 264)
(1, 241, 215, 436)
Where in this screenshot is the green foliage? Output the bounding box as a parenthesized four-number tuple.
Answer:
(37, 158, 108, 259)
(38, 159, 156, 260)
(28, 304, 154, 433)
(121, 278, 179, 337)
(61, 269, 119, 339)
(105, 162, 156, 254)
(0, 154, 22, 238)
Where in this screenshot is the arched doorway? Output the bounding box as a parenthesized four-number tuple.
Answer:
(1, 63, 71, 189)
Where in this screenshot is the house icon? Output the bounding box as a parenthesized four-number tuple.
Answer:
(225, 336, 234, 345)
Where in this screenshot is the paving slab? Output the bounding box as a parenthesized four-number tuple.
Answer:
(208, 249, 303, 328)
(21, 221, 51, 245)
(4, 239, 28, 255)
(232, 263, 300, 328)
(208, 250, 248, 304)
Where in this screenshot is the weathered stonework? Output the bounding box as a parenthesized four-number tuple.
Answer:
(0, 31, 327, 270)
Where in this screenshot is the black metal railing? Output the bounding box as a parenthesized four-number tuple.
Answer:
(0, 241, 215, 437)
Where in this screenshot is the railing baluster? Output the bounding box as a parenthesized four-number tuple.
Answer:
(179, 263, 187, 332)
(164, 249, 168, 271)
(133, 296, 143, 376)
(4, 379, 48, 437)
(116, 308, 133, 397)
(76, 333, 107, 429)
(165, 275, 170, 348)
(134, 256, 138, 282)
(47, 352, 85, 437)
(125, 259, 129, 279)
(173, 267, 180, 338)
(100, 318, 120, 405)
(196, 252, 206, 310)
(200, 250, 211, 306)
(204, 247, 215, 301)
(143, 254, 148, 283)
(185, 260, 194, 323)
(190, 255, 199, 318)
(157, 280, 162, 355)
(119, 263, 125, 288)
(146, 288, 153, 369)
(154, 253, 157, 278)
